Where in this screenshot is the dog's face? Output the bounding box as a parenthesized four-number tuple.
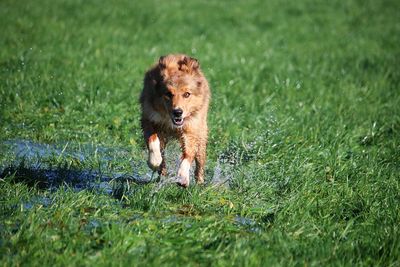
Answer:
(156, 55, 206, 127)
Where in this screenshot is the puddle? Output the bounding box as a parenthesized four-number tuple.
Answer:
(209, 157, 233, 187)
(3, 139, 86, 162)
(0, 139, 155, 196)
(84, 219, 102, 232)
(158, 214, 264, 233)
(234, 216, 263, 234)
(0, 139, 134, 170)
(0, 139, 267, 235)
(1, 164, 153, 195)
(22, 196, 52, 210)
(0, 139, 235, 194)
(150, 142, 234, 192)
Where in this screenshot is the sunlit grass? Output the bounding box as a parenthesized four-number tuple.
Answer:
(1, 0, 399, 266)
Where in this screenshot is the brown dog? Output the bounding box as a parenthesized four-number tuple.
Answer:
(140, 54, 210, 187)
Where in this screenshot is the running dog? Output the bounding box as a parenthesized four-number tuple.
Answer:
(140, 54, 210, 187)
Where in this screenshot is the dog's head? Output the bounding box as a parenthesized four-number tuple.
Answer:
(154, 54, 208, 127)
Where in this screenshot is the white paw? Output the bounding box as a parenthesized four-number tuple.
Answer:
(148, 135, 162, 171)
(177, 158, 191, 187)
(148, 151, 162, 170)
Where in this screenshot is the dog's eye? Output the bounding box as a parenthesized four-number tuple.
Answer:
(165, 91, 173, 98)
(183, 92, 191, 98)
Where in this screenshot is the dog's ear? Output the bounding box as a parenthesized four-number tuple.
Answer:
(178, 56, 200, 74)
(185, 56, 200, 71)
(158, 55, 166, 69)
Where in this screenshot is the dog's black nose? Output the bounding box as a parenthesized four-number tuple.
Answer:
(172, 108, 183, 117)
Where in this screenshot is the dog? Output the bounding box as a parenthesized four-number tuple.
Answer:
(140, 54, 210, 187)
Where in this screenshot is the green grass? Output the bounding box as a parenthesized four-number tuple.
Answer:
(1, 0, 400, 266)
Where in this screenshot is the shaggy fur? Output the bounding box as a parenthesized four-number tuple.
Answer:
(140, 54, 210, 187)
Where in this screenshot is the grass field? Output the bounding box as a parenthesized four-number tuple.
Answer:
(1, 0, 400, 266)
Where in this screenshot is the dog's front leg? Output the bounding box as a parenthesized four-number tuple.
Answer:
(142, 118, 167, 175)
(177, 135, 199, 188)
(194, 138, 207, 185)
(177, 157, 192, 188)
(147, 133, 163, 172)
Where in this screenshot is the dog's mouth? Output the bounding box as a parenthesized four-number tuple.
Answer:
(172, 117, 184, 126)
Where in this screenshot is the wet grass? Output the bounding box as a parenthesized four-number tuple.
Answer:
(1, 0, 400, 266)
